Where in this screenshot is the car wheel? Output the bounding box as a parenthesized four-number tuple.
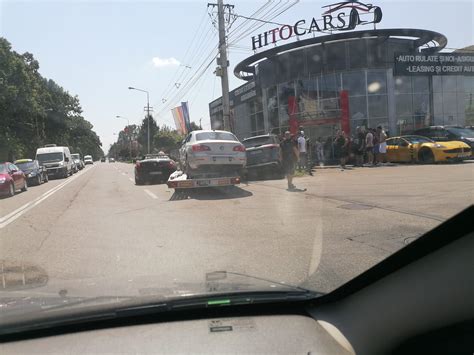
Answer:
(37, 175, 42, 185)
(418, 148, 435, 164)
(8, 182, 15, 197)
(21, 180, 28, 192)
(135, 176, 142, 185)
(44, 174, 49, 183)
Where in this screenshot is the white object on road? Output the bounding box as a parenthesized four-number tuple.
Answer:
(166, 170, 240, 189)
(144, 189, 158, 199)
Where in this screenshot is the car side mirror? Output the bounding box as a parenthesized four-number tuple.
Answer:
(65, 157, 69, 162)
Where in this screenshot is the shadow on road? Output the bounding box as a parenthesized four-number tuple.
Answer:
(169, 186, 253, 201)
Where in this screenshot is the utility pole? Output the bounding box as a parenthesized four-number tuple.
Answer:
(208, 0, 234, 132)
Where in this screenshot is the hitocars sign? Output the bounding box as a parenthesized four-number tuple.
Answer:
(251, 1, 382, 50)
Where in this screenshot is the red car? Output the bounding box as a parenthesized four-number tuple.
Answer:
(0, 162, 28, 197)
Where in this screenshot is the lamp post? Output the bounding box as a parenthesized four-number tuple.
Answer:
(128, 86, 151, 154)
(116, 115, 132, 160)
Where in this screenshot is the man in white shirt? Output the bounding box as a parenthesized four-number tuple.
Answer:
(297, 131, 307, 170)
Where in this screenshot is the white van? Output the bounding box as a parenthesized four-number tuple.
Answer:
(35, 145, 73, 178)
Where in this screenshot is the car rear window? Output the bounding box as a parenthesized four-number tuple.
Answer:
(243, 136, 274, 148)
(195, 132, 237, 141)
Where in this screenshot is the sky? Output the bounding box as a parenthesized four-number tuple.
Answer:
(1, 0, 473, 153)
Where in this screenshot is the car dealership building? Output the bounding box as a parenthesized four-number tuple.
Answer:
(209, 26, 474, 142)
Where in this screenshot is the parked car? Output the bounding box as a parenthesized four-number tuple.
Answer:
(386, 135, 472, 163)
(413, 126, 474, 153)
(71, 154, 84, 170)
(109, 158, 115, 163)
(14, 159, 48, 185)
(0, 162, 28, 197)
(242, 134, 283, 178)
(35, 144, 73, 178)
(84, 155, 93, 165)
(179, 130, 246, 177)
(100, 157, 106, 162)
(135, 154, 177, 185)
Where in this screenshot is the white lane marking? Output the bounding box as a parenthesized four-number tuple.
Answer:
(129, 177, 134, 183)
(144, 189, 158, 200)
(0, 166, 96, 229)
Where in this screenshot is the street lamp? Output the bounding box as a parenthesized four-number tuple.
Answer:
(128, 86, 151, 154)
(115, 115, 132, 159)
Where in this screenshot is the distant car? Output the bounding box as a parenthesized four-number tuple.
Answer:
(179, 130, 246, 177)
(386, 135, 472, 163)
(135, 154, 177, 185)
(84, 155, 93, 165)
(71, 154, 84, 170)
(413, 126, 474, 153)
(101, 157, 106, 162)
(14, 159, 48, 185)
(109, 158, 115, 163)
(242, 134, 283, 178)
(0, 162, 28, 197)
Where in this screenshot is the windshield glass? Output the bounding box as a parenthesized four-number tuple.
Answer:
(15, 162, 36, 170)
(0, 0, 473, 331)
(196, 132, 237, 141)
(36, 152, 64, 163)
(404, 136, 434, 144)
(243, 136, 274, 148)
(447, 127, 474, 138)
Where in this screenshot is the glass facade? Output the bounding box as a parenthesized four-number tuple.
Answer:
(210, 34, 473, 144)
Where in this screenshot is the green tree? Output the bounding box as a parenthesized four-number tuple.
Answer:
(136, 115, 159, 154)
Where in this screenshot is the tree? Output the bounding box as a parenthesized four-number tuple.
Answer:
(154, 125, 182, 153)
(136, 115, 159, 154)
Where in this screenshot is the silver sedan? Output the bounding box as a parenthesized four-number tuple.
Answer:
(179, 130, 247, 176)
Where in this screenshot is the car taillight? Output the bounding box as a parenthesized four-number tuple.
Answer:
(167, 161, 175, 168)
(135, 162, 141, 169)
(233, 145, 246, 152)
(192, 144, 211, 152)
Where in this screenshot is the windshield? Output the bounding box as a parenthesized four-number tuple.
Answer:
(447, 127, 474, 138)
(15, 162, 36, 170)
(196, 132, 237, 141)
(36, 152, 64, 163)
(0, 0, 473, 333)
(404, 136, 434, 144)
(243, 136, 275, 148)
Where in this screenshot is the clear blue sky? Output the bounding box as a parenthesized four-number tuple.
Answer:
(1, 0, 472, 153)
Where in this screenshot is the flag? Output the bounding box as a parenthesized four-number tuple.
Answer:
(171, 107, 183, 135)
(181, 102, 191, 133)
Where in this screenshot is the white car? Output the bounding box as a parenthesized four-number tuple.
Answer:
(84, 155, 93, 165)
(179, 130, 246, 176)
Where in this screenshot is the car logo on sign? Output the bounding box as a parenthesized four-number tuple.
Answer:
(220, 146, 224, 150)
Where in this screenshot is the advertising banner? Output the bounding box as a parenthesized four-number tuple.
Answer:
(171, 107, 186, 135)
(181, 101, 192, 133)
(394, 53, 474, 76)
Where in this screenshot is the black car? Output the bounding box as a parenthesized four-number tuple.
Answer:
(134, 154, 177, 185)
(413, 126, 474, 152)
(242, 134, 283, 179)
(13, 159, 48, 185)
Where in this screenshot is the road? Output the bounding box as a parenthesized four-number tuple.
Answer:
(0, 161, 472, 296)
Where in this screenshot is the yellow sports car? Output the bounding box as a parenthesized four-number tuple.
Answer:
(386, 135, 472, 163)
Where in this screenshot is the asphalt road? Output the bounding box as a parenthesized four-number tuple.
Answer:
(0, 161, 472, 296)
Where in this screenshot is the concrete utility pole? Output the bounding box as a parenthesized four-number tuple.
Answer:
(208, 0, 234, 132)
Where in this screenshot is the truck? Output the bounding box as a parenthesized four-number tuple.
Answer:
(35, 145, 73, 178)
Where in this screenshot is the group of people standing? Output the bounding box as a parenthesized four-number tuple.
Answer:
(333, 126, 388, 170)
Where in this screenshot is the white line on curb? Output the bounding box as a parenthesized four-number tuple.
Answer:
(0, 166, 96, 229)
(144, 189, 158, 200)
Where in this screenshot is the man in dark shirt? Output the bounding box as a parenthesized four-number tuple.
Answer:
(280, 131, 299, 190)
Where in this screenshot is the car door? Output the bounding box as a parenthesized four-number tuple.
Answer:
(386, 138, 400, 162)
(180, 134, 192, 164)
(397, 138, 412, 162)
(9, 163, 23, 189)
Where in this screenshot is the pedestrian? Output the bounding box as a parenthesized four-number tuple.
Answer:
(297, 130, 307, 171)
(353, 126, 365, 167)
(280, 131, 300, 190)
(372, 128, 379, 165)
(377, 125, 388, 165)
(315, 137, 324, 166)
(365, 128, 374, 166)
(334, 130, 349, 170)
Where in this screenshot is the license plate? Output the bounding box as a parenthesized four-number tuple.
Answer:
(149, 171, 162, 175)
(196, 180, 210, 186)
(249, 150, 262, 155)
